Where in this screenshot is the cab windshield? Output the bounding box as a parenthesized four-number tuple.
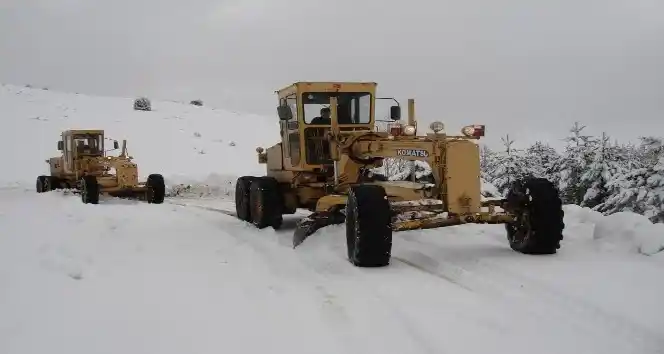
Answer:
(73, 134, 103, 156)
(302, 92, 371, 125)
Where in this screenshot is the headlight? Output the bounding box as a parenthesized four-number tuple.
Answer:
(461, 125, 485, 137)
(429, 121, 444, 133)
(403, 125, 416, 135)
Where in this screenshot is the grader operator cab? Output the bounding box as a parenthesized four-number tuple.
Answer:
(235, 82, 565, 267)
(36, 129, 166, 205)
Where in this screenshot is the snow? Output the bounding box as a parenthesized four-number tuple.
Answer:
(481, 178, 502, 198)
(563, 205, 664, 256)
(1, 84, 664, 354)
(0, 83, 277, 188)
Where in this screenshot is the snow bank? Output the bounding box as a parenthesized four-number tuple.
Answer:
(593, 211, 664, 256)
(563, 204, 664, 256)
(164, 173, 237, 198)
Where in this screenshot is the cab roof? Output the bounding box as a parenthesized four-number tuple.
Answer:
(275, 81, 377, 97)
(62, 129, 104, 135)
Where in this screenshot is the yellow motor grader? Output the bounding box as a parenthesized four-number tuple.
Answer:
(36, 129, 165, 204)
(236, 82, 564, 267)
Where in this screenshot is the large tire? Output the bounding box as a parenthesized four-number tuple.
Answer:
(37, 175, 61, 193)
(249, 177, 284, 229)
(345, 184, 392, 267)
(146, 174, 165, 204)
(36, 175, 50, 193)
(504, 177, 564, 254)
(235, 176, 256, 222)
(49, 177, 63, 190)
(80, 176, 99, 204)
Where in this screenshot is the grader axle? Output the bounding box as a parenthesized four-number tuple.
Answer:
(292, 192, 515, 247)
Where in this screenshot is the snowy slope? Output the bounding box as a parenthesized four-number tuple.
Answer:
(2, 84, 664, 354)
(0, 84, 278, 189)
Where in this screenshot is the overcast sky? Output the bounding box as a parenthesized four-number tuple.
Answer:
(1, 0, 663, 150)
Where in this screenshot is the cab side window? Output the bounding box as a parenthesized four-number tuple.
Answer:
(285, 96, 300, 164)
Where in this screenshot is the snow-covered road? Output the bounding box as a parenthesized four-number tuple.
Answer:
(2, 84, 663, 353)
(2, 188, 663, 354)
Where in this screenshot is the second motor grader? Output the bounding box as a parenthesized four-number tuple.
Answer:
(235, 81, 565, 267)
(36, 129, 165, 205)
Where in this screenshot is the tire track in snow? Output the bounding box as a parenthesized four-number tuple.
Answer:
(168, 198, 450, 354)
(167, 202, 363, 344)
(169, 197, 662, 353)
(155, 198, 664, 352)
(395, 237, 664, 354)
(391, 256, 474, 292)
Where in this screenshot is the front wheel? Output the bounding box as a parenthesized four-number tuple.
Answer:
(345, 184, 392, 267)
(504, 177, 564, 254)
(146, 174, 165, 204)
(80, 176, 99, 204)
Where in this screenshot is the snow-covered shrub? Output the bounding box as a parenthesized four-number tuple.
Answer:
(489, 135, 528, 194)
(190, 99, 203, 106)
(596, 137, 664, 223)
(133, 97, 151, 111)
(473, 122, 663, 223)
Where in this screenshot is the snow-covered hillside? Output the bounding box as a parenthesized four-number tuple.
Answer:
(1, 84, 278, 190)
(1, 84, 664, 354)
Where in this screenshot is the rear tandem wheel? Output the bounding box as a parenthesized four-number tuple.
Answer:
(235, 175, 285, 230)
(248, 177, 284, 230)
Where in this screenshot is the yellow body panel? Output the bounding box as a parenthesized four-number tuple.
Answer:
(259, 81, 488, 220)
(444, 140, 482, 214)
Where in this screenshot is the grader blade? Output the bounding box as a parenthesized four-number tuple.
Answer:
(293, 210, 345, 248)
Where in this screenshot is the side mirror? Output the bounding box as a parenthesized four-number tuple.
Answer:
(277, 105, 293, 120)
(390, 105, 401, 120)
(57, 141, 63, 151)
(113, 140, 119, 149)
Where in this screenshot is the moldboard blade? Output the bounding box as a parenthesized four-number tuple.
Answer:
(292, 211, 345, 248)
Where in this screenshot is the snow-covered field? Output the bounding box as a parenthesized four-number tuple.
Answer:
(1, 84, 664, 354)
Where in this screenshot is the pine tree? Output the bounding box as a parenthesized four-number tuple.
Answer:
(556, 122, 597, 205)
(479, 144, 498, 182)
(580, 132, 625, 208)
(617, 142, 643, 172)
(649, 156, 664, 222)
(524, 141, 560, 183)
(490, 135, 528, 194)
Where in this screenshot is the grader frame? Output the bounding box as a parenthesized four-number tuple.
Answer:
(36, 129, 165, 205)
(235, 82, 565, 267)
